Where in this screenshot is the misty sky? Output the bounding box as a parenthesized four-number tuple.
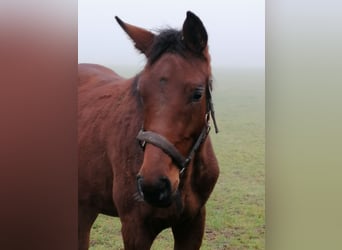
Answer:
(78, 0, 264, 69)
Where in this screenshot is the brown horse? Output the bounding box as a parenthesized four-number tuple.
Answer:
(78, 11, 219, 250)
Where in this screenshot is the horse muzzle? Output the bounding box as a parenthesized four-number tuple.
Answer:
(136, 175, 173, 207)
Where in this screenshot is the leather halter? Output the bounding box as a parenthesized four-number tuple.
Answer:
(136, 84, 218, 176)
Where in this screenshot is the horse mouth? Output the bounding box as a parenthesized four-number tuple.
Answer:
(138, 188, 173, 208)
(145, 196, 173, 208)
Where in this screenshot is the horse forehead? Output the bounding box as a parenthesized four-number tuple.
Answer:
(149, 54, 209, 79)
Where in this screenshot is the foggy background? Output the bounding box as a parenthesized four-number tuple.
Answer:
(78, 0, 264, 70)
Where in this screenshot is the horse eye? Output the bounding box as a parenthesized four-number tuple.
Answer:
(192, 88, 204, 102)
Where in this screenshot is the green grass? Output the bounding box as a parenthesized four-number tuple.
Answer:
(89, 67, 265, 250)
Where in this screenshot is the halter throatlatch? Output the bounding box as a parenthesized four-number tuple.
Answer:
(136, 85, 218, 176)
(207, 84, 219, 133)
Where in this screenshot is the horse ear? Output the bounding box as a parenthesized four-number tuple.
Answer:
(182, 11, 208, 54)
(115, 16, 155, 56)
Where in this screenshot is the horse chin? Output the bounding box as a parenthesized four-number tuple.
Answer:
(146, 198, 173, 208)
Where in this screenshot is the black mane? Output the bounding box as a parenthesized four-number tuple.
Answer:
(148, 29, 205, 65)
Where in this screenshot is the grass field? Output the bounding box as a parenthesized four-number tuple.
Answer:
(89, 67, 265, 249)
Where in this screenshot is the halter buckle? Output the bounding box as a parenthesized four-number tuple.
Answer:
(139, 140, 146, 150)
(206, 124, 211, 135)
(179, 167, 186, 176)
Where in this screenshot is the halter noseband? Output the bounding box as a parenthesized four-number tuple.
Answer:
(136, 85, 218, 176)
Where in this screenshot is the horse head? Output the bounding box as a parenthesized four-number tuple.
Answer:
(116, 11, 217, 207)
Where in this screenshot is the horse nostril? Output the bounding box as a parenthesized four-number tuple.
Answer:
(158, 176, 171, 191)
(136, 174, 143, 182)
(155, 176, 171, 202)
(136, 175, 144, 197)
